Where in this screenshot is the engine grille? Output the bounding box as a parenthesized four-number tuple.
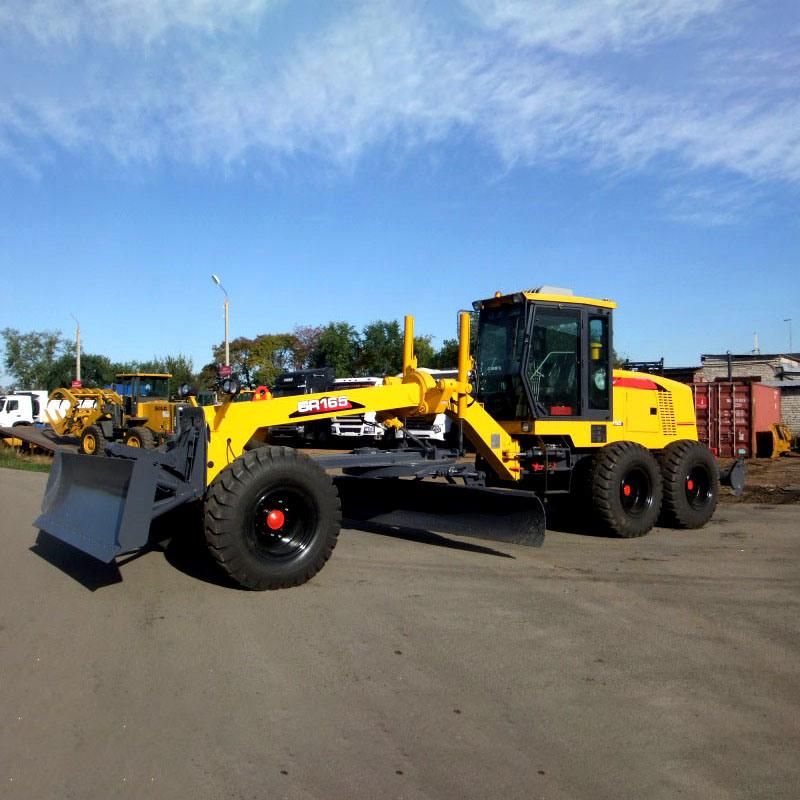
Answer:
(658, 391, 677, 436)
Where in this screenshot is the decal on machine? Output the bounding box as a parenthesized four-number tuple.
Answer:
(289, 396, 366, 418)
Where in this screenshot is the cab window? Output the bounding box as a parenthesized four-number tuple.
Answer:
(476, 304, 528, 419)
(527, 309, 580, 416)
(588, 316, 610, 411)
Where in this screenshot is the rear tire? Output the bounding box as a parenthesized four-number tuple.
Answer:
(80, 425, 107, 456)
(590, 442, 662, 538)
(125, 426, 156, 449)
(204, 446, 341, 590)
(659, 440, 719, 529)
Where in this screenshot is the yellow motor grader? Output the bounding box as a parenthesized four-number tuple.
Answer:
(35, 287, 743, 589)
(47, 373, 184, 454)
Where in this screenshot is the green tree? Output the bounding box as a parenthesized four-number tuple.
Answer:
(308, 322, 361, 377)
(45, 352, 116, 391)
(212, 334, 299, 387)
(251, 333, 298, 386)
(162, 354, 196, 390)
(197, 362, 221, 391)
(358, 320, 403, 376)
(432, 338, 460, 369)
(211, 336, 262, 387)
(1, 328, 65, 388)
(292, 325, 322, 370)
(413, 335, 436, 369)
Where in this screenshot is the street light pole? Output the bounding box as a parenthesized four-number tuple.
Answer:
(211, 274, 230, 367)
(70, 314, 81, 383)
(784, 318, 793, 353)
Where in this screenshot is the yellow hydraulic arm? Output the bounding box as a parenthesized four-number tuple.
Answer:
(203, 312, 521, 484)
(46, 387, 123, 437)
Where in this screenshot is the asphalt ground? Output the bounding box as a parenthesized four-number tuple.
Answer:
(1, 468, 798, 800)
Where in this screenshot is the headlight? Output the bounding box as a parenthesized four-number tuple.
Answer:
(222, 378, 241, 396)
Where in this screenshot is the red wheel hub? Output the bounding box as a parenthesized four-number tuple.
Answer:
(686, 479, 695, 491)
(622, 484, 632, 497)
(266, 509, 286, 530)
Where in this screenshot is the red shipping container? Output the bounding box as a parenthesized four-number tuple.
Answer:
(692, 381, 782, 458)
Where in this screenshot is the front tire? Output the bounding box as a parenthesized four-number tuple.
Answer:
(590, 442, 662, 538)
(80, 425, 107, 456)
(204, 446, 341, 590)
(659, 440, 719, 529)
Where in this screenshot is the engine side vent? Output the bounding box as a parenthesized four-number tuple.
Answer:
(658, 391, 677, 437)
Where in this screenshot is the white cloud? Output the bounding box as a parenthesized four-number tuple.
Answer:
(0, 0, 798, 220)
(462, 0, 727, 54)
(0, 0, 273, 44)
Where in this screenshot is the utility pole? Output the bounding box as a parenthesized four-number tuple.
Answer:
(211, 274, 230, 367)
(784, 318, 793, 353)
(70, 314, 81, 384)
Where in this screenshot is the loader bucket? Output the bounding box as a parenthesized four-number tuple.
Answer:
(335, 477, 545, 547)
(35, 451, 158, 563)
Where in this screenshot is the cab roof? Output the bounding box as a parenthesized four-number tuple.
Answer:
(474, 287, 616, 310)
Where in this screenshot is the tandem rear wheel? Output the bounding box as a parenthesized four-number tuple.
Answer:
(589, 442, 663, 538)
(659, 440, 719, 529)
(204, 446, 341, 590)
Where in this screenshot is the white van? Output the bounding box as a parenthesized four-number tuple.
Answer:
(0, 390, 49, 427)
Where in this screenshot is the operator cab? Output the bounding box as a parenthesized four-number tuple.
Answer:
(114, 373, 171, 415)
(474, 287, 614, 423)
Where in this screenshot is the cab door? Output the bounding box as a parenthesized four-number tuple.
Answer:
(522, 304, 612, 421)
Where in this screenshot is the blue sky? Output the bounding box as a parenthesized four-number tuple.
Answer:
(1, 0, 798, 386)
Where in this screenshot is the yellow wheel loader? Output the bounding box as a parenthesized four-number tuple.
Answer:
(34, 287, 744, 589)
(47, 373, 187, 454)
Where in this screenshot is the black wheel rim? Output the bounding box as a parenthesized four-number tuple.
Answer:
(619, 466, 654, 518)
(685, 465, 713, 509)
(248, 485, 318, 561)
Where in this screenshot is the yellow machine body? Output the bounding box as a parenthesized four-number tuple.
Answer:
(115, 374, 176, 437)
(34, 287, 729, 591)
(47, 373, 178, 444)
(46, 387, 124, 437)
(501, 371, 698, 449)
(201, 293, 700, 486)
(769, 424, 794, 458)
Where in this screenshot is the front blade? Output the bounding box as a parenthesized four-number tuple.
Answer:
(34, 452, 158, 562)
(336, 477, 545, 547)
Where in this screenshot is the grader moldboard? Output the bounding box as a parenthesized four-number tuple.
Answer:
(35, 287, 744, 590)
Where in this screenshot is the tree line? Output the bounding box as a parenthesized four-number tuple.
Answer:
(1, 322, 460, 393)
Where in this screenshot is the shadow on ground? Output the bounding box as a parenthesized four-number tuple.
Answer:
(31, 531, 126, 591)
(29, 479, 624, 591)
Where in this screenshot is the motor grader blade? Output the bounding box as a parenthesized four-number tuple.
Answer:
(335, 476, 545, 547)
(34, 408, 207, 563)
